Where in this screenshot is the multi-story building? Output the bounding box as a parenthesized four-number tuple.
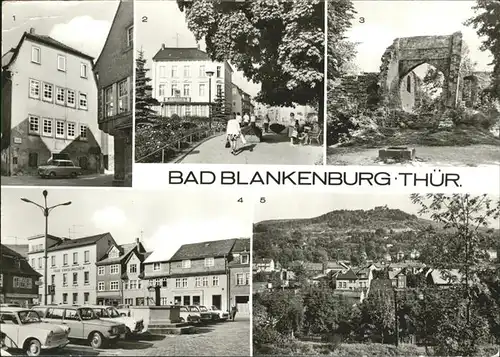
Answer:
(253, 258, 275, 273)
(96, 238, 150, 306)
(27, 232, 117, 305)
(241, 90, 253, 115)
(144, 239, 243, 311)
(228, 238, 250, 314)
(0, 244, 41, 307)
(151, 46, 233, 118)
(1, 28, 107, 176)
(231, 83, 253, 116)
(94, 1, 133, 186)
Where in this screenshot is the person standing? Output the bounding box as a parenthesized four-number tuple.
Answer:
(264, 114, 270, 133)
(236, 112, 242, 127)
(243, 112, 250, 126)
(231, 304, 238, 321)
(288, 112, 296, 146)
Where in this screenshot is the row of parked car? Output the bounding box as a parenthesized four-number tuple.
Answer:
(0, 303, 144, 356)
(177, 305, 230, 323)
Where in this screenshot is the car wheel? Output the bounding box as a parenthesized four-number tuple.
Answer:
(49, 172, 56, 178)
(26, 339, 41, 356)
(90, 332, 104, 349)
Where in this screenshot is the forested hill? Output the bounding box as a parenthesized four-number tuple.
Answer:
(253, 206, 498, 267)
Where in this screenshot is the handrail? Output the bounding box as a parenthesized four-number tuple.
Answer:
(136, 126, 220, 163)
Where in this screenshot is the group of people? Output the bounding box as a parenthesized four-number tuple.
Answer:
(288, 112, 312, 146)
(225, 111, 263, 155)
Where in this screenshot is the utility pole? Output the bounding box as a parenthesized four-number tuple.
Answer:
(394, 289, 399, 347)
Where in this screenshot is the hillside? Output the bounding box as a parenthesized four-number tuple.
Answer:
(253, 207, 498, 267)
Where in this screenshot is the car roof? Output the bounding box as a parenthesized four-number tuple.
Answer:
(85, 305, 114, 309)
(0, 308, 30, 313)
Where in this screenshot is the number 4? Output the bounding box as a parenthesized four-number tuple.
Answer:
(237, 197, 243, 203)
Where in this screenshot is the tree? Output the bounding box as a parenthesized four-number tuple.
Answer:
(466, 0, 500, 99)
(211, 90, 227, 122)
(359, 290, 395, 344)
(135, 50, 160, 126)
(177, 0, 325, 120)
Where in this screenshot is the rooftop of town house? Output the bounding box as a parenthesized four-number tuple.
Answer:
(0, 244, 41, 277)
(325, 261, 350, 270)
(47, 232, 112, 252)
(153, 47, 211, 62)
(4, 244, 29, 258)
(303, 262, 324, 271)
(26, 234, 64, 242)
(2, 29, 94, 69)
(231, 238, 250, 253)
(388, 261, 425, 269)
(170, 238, 237, 261)
(96, 243, 138, 266)
(336, 268, 359, 280)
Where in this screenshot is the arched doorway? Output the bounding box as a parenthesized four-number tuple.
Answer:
(399, 63, 445, 113)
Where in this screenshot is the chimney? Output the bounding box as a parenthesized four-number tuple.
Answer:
(136, 237, 140, 244)
(29, 28, 35, 35)
(161, 43, 165, 50)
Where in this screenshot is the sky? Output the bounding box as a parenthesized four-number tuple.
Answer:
(254, 193, 500, 229)
(1, 1, 119, 60)
(1, 188, 253, 262)
(136, 0, 261, 97)
(348, 1, 493, 74)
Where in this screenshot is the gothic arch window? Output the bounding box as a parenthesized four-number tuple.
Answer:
(406, 75, 412, 93)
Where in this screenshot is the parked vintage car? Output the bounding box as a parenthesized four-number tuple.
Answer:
(186, 305, 213, 322)
(115, 304, 131, 317)
(34, 305, 126, 349)
(88, 305, 145, 335)
(38, 159, 81, 178)
(206, 305, 230, 321)
(0, 308, 70, 356)
(177, 306, 201, 323)
(0, 304, 21, 308)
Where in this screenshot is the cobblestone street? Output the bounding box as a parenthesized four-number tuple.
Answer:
(1, 174, 116, 187)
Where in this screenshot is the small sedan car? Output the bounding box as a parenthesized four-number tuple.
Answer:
(36, 305, 126, 349)
(38, 159, 81, 178)
(206, 305, 230, 321)
(177, 306, 201, 323)
(0, 308, 70, 356)
(89, 305, 145, 335)
(187, 305, 213, 322)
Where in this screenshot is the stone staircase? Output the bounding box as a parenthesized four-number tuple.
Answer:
(147, 321, 197, 335)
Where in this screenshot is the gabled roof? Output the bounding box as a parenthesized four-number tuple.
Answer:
(325, 261, 350, 270)
(0, 244, 41, 277)
(427, 269, 462, 285)
(94, 1, 128, 68)
(4, 244, 29, 258)
(153, 47, 210, 62)
(27, 234, 63, 242)
(170, 239, 236, 261)
(232, 238, 250, 253)
(47, 233, 111, 252)
(97, 241, 141, 266)
(2, 31, 93, 69)
(336, 268, 358, 280)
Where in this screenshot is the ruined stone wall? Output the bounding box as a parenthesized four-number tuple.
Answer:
(329, 73, 380, 110)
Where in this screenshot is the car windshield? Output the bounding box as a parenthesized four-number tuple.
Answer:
(18, 311, 41, 324)
(198, 306, 208, 312)
(179, 307, 188, 312)
(79, 308, 98, 320)
(188, 307, 198, 312)
(106, 308, 120, 318)
(210, 306, 219, 311)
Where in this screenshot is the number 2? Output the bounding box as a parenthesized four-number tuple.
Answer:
(142, 16, 148, 23)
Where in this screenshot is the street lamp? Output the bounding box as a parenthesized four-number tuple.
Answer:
(21, 190, 71, 305)
(206, 69, 215, 130)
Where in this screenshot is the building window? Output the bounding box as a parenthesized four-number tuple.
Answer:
(110, 281, 119, 290)
(175, 278, 181, 288)
(161, 278, 167, 287)
(159, 84, 165, 97)
(171, 65, 178, 78)
(153, 263, 160, 271)
(63, 254, 68, 266)
(42, 118, 53, 137)
(199, 65, 205, 77)
(195, 277, 201, 287)
(31, 46, 41, 64)
(236, 273, 245, 285)
(125, 298, 133, 305)
(73, 252, 78, 265)
(57, 55, 66, 71)
(183, 83, 190, 97)
(98, 266, 105, 275)
(79, 93, 88, 110)
(84, 272, 89, 285)
(84, 250, 90, 263)
(199, 83, 205, 97)
(204, 257, 214, 267)
(105, 86, 114, 117)
(241, 254, 249, 264)
(160, 297, 168, 306)
(51, 256, 56, 267)
(67, 89, 76, 107)
(130, 280, 137, 289)
(80, 63, 88, 78)
(202, 277, 208, 287)
(73, 272, 78, 285)
(245, 273, 250, 285)
(182, 278, 188, 288)
(124, 281, 129, 290)
(28, 115, 40, 135)
(184, 65, 190, 77)
(29, 79, 40, 99)
(118, 79, 129, 113)
(56, 120, 65, 139)
(127, 25, 133, 48)
(159, 66, 166, 77)
(55, 87, 65, 105)
(129, 264, 137, 273)
(62, 274, 67, 287)
(138, 280, 142, 289)
(406, 76, 412, 93)
(62, 293, 68, 304)
(171, 83, 178, 96)
(217, 84, 222, 96)
(110, 265, 119, 274)
(84, 292, 89, 303)
(216, 66, 221, 78)
(98, 282, 105, 291)
(79, 124, 87, 140)
(31, 259, 35, 267)
(182, 260, 191, 269)
(153, 278, 160, 287)
(42, 83, 53, 102)
(200, 106, 207, 117)
(51, 275, 55, 285)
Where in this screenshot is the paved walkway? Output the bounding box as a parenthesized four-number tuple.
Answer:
(179, 132, 323, 165)
(1, 173, 115, 187)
